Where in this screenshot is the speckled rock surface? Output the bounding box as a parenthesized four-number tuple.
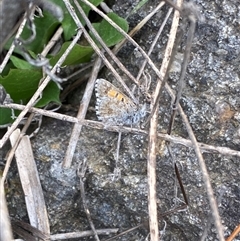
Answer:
(1, 0, 240, 240)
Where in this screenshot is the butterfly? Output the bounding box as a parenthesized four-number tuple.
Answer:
(95, 78, 146, 125)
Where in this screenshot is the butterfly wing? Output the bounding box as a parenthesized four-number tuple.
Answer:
(95, 79, 137, 125)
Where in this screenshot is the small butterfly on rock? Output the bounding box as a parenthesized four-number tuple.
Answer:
(95, 78, 146, 125)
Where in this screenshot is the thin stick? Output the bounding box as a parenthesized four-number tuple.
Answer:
(77, 159, 100, 241)
(136, 7, 173, 82)
(162, 63, 225, 241)
(148, 111, 159, 241)
(0, 16, 27, 73)
(62, 56, 102, 168)
(226, 224, 240, 241)
(147, 1, 182, 240)
(168, 7, 197, 134)
(74, 0, 138, 87)
(41, 26, 63, 57)
(145, 19, 183, 126)
(67, 0, 137, 103)
(165, 80, 225, 240)
(2, 103, 240, 158)
(50, 229, 118, 240)
(0, 178, 14, 240)
(113, 2, 165, 55)
(183, 120, 225, 240)
(0, 112, 35, 185)
(113, 131, 122, 180)
(103, 223, 144, 241)
(80, 0, 165, 84)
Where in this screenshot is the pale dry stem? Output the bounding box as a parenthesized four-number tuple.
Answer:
(0, 0, 233, 240)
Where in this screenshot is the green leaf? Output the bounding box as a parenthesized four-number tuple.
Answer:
(0, 108, 14, 126)
(0, 0, 129, 126)
(80, 0, 104, 16)
(59, 0, 103, 40)
(10, 56, 34, 70)
(0, 69, 42, 103)
(50, 42, 94, 66)
(0, 69, 41, 125)
(92, 12, 129, 47)
(47, 0, 74, 40)
(17, 11, 60, 53)
(0, 61, 15, 77)
(62, 15, 76, 41)
(0, 69, 61, 124)
(35, 81, 60, 107)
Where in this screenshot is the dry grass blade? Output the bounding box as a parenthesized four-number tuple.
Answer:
(169, 85, 225, 239)
(2, 103, 240, 158)
(80, 0, 165, 83)
(162, 1, 224, 239)
(0, 0, 27, 53)
(11, 219, 49, 241)
(0, 0, 237, 239)
(78, 159, 100, 241)
(165, 80, 225, 240)
(9, 129, 50, 236)
(64, 0, 138, 103)
(50, 229, 119, 240)
(147, 0, 182, 239)
(0, 178, 14, 240)
(74, 0, 139, 88)
(62, 57, 102, 168)
(113, 1, 166, 55)
(136, 7, 173, 82)
(0, 14, 27, 73)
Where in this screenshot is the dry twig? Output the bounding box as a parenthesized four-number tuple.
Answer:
(9, 129, 50, 237)
(77, 159, 100, 241)
(225, 224, 240, 241)
(147, 0, 182, 239)
(0, 178, 13, 241)
(62, 56, 102, 168)
(0, 1, 235, 240)
(2, 103, 240, 158)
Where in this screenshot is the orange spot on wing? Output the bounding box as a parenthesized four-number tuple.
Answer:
(107, 89, 126, 102)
